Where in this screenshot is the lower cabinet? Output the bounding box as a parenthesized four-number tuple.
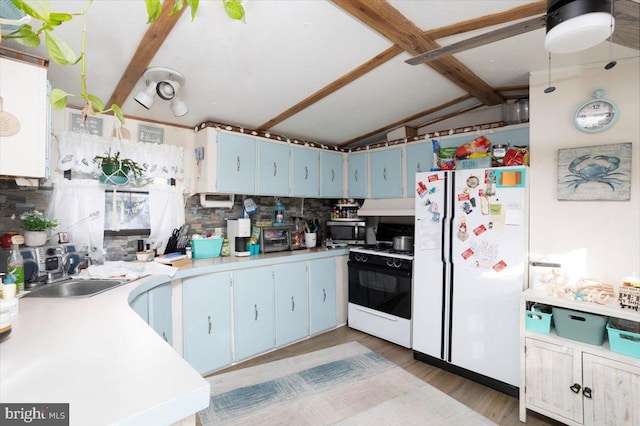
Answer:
(183, 273, 233, 375)
(130, 292, 148, 322)
(308, 258, 337, 335)
(525, 337, 640, 426)
(274, 262, 308, 347)
(148, 283, 172, 345)
(234, 266, 275, 361)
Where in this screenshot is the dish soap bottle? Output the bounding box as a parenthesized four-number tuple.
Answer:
(7, 235, 25, 293)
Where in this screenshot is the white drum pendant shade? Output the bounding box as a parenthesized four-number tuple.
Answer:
(545, 0, 614, 54)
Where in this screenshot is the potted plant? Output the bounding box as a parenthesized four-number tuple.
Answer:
(20, 210, 58, 247)
(94, 149, 145, 184)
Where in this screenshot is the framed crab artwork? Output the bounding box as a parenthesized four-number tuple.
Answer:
(557, 143, 631, 201)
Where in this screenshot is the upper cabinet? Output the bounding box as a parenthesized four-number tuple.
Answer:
(347, 152, 367, 199)
(405, 142, 432, 198)
(256, 139, 289, 196)
(290, 145, 319, 198)
(370, 148, 403, 198)
(217, 132, 257, 194)
(320, 151, 344, 198)
(0, 57, 48, 179)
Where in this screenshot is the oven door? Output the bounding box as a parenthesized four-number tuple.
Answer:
(348, 261, 411, 319)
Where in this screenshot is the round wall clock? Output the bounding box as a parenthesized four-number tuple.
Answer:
(574, 89, 619, 133)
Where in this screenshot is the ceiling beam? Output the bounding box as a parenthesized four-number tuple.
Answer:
(612, 0, 640, 50)
(416, 103, 485, 129)
(331, 0, 504, 105)
(338, 94, 474, 147)
(259, 2, 544, 131)
(257, 45, 403, 130)
(105, 1, 187, 109)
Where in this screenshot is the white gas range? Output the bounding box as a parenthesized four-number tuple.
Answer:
(347, 223, 414, 348)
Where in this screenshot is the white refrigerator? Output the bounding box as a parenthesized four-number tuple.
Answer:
(413, 166, 528, 392)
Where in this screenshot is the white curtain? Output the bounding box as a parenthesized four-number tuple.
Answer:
(148, 185, 185, 255)
(57, 131, 184, 179)
(47, 178, 105, 257)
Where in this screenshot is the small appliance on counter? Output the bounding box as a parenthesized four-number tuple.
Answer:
(326, 219, 366, 245)
(227, 218, 251, 256)
(259, 226, 292, 253)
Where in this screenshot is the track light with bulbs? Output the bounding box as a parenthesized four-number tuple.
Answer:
(133, 66, 188, 117)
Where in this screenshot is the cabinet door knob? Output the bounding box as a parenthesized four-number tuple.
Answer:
(355, 169, 358, 181)
(383, 168, 387, 180)
(569, 383, 581, 394)
(273, 161, 277, 177)
(331, 169, 335, 182)
(291, 296, 295, 312)
(236, 156, 241, 172)
(583, 387, 592, 399)
(323, 288, 326, 303)
(304, 166, 308, 180)
(208, 315, 212, 334)
(254, 304, 258, 321)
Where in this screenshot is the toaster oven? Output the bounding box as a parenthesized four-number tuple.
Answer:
(259, 227, 292, 253)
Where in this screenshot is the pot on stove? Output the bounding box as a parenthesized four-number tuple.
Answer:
(392, 236, 414, 252)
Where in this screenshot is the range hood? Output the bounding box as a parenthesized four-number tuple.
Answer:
(357, 198, 415, 217)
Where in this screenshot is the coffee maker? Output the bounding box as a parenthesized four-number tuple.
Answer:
(227, 218, 251, 257)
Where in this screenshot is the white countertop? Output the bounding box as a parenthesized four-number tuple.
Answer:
(0, 247, 349, 425)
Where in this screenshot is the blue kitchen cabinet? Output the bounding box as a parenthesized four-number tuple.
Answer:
(274, 262, 308, 347)
(347, 152, 367, 199)
(129, 292, 148, 322)
(217, 132, 256, 194)
(183, 273, 233, 375)
(370, 148, 403, 198)
(148, 283, 172, 345)
(257, 139, 290, 196)
(291, 146, 319, 197)
(308, 258, 337, 335)
(320, 151, 344, 198)
(406, 142, 432, 197)
(234, 266, 275, 361)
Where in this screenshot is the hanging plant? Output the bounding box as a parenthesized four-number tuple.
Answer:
(1, 0, 246, 124)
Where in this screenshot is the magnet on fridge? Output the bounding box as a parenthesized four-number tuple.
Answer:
(431, 211, 441, 222)
(493, 260, 508, 272)
(480, 196, 490, 215)
(417, 181, 427, 197)
(489, 204, 502, 215)
(462, 202, 472, 214)
(470, 197, 476, 207)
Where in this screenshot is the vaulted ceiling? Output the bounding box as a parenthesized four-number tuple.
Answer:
(2, 0, 638, 147)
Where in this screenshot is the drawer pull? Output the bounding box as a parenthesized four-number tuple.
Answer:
(620, 333, 640, 342)
(569, 383, 581, 393)
(583, 387, 592, 399)
(208, 315, 212, 334)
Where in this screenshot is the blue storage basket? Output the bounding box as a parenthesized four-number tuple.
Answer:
(552, 307, 607, 346)
(607, 321, 640, 359)
(191, 238, 223, 259)
(526, 310, 553, 334)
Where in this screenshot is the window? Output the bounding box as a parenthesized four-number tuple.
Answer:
(104, 190, 150, 236)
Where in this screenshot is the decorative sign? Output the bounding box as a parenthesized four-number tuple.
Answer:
(70, 113, 103, 136)
(138, 124, 165, 144)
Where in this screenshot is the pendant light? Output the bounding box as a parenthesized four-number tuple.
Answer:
(544, 53, 556, 94)
(545, 0, 614, 54)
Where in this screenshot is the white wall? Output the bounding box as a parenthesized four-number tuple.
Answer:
(529, 59, 640, 284)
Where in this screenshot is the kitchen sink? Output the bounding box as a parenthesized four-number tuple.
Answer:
(25, 278, 127, 298)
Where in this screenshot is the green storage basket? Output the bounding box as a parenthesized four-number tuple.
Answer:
(552, 307, 607, 346)
(526, 310, 553, 334)
(607, 320, 640, 359)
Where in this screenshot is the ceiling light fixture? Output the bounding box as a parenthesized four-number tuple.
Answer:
(545, 0, 614, 54)
(133, 66, 188, 117)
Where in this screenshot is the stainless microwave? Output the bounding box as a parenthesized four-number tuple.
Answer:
(326, 220, 366, 245)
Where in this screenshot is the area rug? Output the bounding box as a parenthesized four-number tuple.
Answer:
(198, 342, 497, 425)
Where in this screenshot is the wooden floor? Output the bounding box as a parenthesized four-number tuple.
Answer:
(209, 326, 563, 426)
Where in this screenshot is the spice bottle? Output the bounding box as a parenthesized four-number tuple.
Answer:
(221, 239, 230, 257)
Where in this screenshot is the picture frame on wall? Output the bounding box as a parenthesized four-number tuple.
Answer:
(138, 124, 165, 144)
(69, 112, 103, 136)
(557, 142, 631, 201)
